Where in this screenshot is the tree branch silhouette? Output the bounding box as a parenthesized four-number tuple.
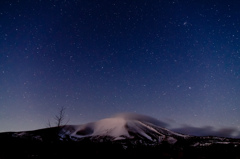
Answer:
(47, 106, 69, 128)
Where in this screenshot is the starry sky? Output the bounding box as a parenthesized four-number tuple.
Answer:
(0, 0, 240, 136)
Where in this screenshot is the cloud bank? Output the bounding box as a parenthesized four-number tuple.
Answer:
(171, 125, 240, 138)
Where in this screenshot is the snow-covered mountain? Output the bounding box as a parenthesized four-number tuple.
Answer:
(58, 113, 189, 145)
(11, 113, 240, 147)
(2, 113, 240, 158)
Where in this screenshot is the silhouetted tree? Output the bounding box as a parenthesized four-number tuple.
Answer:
(47, 106, 69, 127)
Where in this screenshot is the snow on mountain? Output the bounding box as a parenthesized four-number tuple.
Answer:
(59, 113, 188, 144)
(61, 117, 130, 139)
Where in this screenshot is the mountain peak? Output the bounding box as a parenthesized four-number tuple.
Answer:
(59, 113, 187, 144)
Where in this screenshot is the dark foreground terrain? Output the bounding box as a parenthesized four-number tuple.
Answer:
(1, 127, 240, 159)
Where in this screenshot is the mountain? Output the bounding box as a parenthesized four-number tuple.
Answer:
(1, 113, 240, 159)
(58, 113, 189, 145)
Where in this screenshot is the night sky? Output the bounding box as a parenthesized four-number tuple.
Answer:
(1, 0, 240, 136)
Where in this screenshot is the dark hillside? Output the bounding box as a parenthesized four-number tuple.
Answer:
(1, 130, 240, 159)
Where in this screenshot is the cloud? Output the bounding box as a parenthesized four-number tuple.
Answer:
(171, 125, 240, 138)
(112, 112, 170, 128)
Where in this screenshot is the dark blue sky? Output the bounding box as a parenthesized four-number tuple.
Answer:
(0, 0, 240, 136)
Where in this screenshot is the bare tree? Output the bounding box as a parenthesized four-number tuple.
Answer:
(55, 107, 66, 127)
(47, 106, 69, 127)
(47, 119, 52, 128)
